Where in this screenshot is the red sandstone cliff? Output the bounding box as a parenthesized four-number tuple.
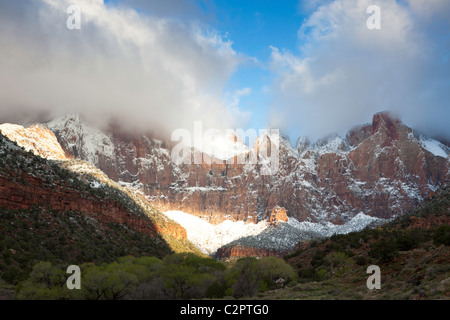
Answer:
(0, 130, 187, 243)
(215, 245, 286, 259)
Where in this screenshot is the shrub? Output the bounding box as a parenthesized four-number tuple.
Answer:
(256, 257, 297, 289)
(355, 256, 368, 266)
(325, 252, 352, 277)
(315, 268, 328, 281)
(311, 250, 327, 268)
(225, 258, 260, 298)
(205, 280, 227, 299)
(433, 225, 450, 246)
(396, 230, 424, 251)
(369, 238, 398, 263)
(297, 267, 316, 281)
(284, 249, 303, 260)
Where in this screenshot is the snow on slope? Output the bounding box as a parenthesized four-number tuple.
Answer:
(225, 212, 387, 252)
(163, 211, 268, 254)
(419, 136, 448, 158)
(45, 114, 115, 165)
(164, 210, 387, 254)
(0, 123, 67, 160)
(314, 135, 349, 156)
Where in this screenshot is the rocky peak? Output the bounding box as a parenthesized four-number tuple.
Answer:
(254, 131, 279, 154)
(370, 111, 403, 142)
(266, 206, 288, 225)
(45, 114, 116, 172)
(2, 110, 449, 257)
(295, 136, 311, 153)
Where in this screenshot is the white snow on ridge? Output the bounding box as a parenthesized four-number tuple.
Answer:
(164, 210, 386, 255)
(314, 136, 349, 156)
(286, 212, 383, 238)
(227, 212, 387, 252)
(184, 187, 227, 192)
(419, 136, 448, 158)
(45, 114, 115, 165)
(163, 211, 268, 255)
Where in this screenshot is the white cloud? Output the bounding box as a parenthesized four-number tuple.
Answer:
(0, 0, 246, 135)
(270, 0, 450, 141)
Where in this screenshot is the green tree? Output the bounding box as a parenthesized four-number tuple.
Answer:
(80, 266, 110, 300)
(257, 257, 297, 289)
(159, 264, 203, 299)
(369, 238, 398, 263)
(226, 257, 261, 299)
(325, 251, 351, 277)
(28, 261, 65, 289)
(16, 261, 73, 300)
(81, 263, 139, 300)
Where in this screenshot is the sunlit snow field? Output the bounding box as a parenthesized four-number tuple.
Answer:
(163, 210, 386, 255)
(163, 211, 269, 255)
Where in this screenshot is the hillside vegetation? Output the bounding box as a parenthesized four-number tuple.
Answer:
(6, 186, 449, 300)
(265, 185, 450, 299)
(12, 253, 296, 300)
(0, 132, 201, 298)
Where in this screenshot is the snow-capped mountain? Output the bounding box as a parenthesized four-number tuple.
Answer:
(3, 111, 447, 256)
(42, 112, 449, 225)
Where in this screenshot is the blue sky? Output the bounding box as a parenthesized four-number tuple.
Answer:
(0, 0, 449, 142)
(212, 0, 307, 131)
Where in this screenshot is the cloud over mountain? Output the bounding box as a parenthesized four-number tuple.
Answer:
(0, 0, 448, 143)
(0, 0, 245, 134)
(269, 0, 450, 141)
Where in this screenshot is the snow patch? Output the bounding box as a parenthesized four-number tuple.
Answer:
(164, 210, 386, 254)
(419, 136, 448, 158)
(223, 212, 387, 252)
(45, 114, 115, 165)
(90, 181, 104, 189)
(163, 211, 268, 255)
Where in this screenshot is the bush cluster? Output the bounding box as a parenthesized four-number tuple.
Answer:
(16, 254, 297, 300)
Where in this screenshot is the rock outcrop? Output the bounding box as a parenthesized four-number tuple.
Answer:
(267, 206, 288, 225)
(407, 215, 450, 230)
(215, 245, 285, 259)
(0, 173, 161, 237)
